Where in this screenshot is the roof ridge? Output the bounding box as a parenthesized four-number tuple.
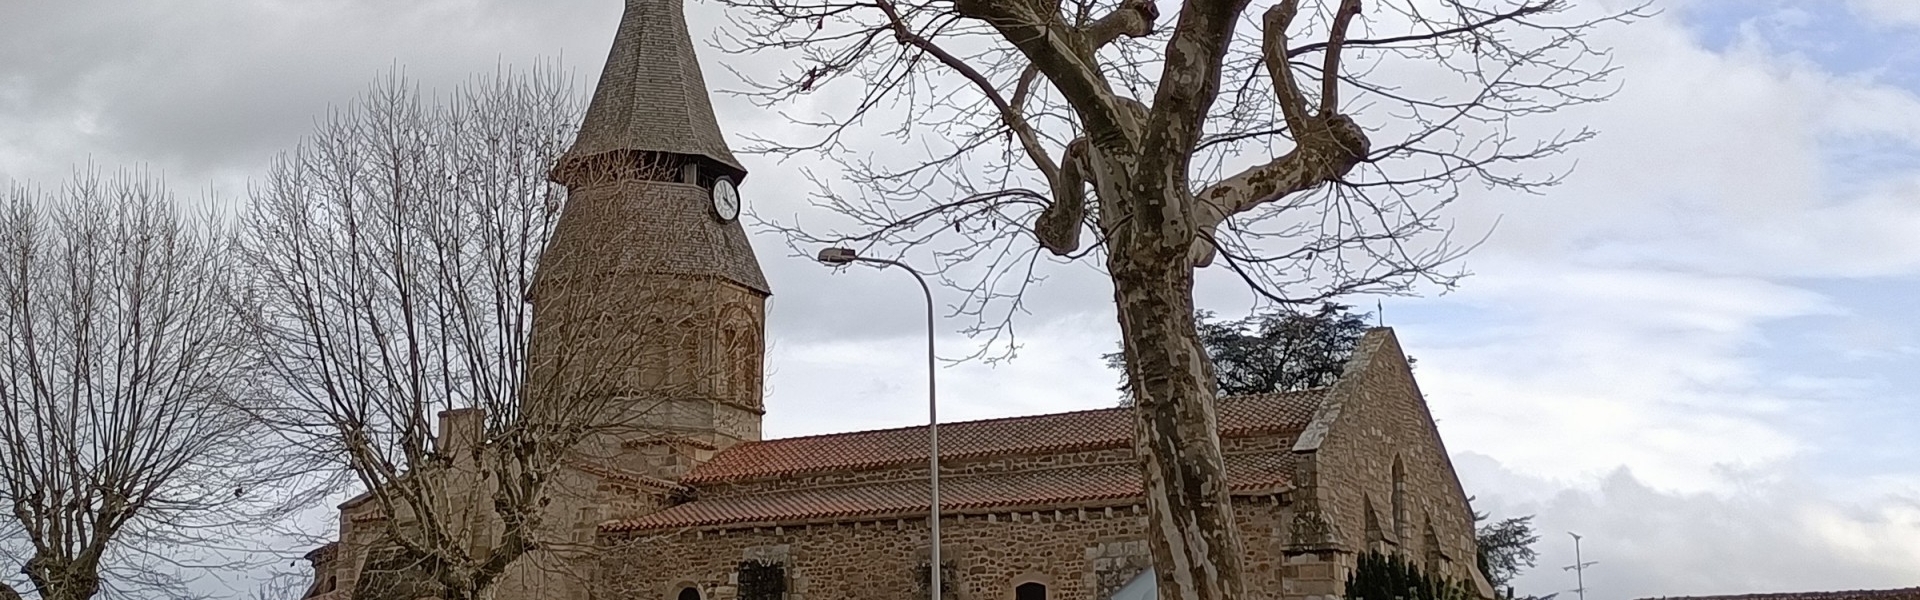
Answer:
(746, 388, 1329, 446)
(748, 405, 1126, 445)
(607, 451, 1299, 532)
(679, 389, 1327, 485)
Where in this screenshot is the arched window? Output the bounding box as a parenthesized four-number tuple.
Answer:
(677, 587, 701, 600)
(1016, 582, 1048, 600)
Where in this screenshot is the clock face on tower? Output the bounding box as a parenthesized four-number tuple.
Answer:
(711, 177, 741, 223)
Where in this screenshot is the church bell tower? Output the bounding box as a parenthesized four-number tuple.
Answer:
(531, 0, 769, 468)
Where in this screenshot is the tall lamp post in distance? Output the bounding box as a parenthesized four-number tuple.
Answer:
(816, 247, 941, 600)
(1565, 531, 1597, 600)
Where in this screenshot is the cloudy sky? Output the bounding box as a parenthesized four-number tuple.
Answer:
(4, 0, 1919, 598)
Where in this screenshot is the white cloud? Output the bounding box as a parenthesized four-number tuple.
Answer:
(1850, 0, 1920, 28)
(1459, 455, 1920, 598)
(4, 0, 1920, 597)
(766, 309, 1123, 437)
(1406, 265, 1831, 493)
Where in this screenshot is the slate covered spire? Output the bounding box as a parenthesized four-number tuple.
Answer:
(535, 0, 768, 296)
(558, 0, 745, 178)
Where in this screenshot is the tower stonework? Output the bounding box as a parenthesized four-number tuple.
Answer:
(531, 0, 769, 479)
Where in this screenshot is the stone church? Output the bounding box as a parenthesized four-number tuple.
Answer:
(299, 0, 1495, 598)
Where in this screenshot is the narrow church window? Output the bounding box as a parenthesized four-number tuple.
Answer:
(1016, 581, 1048, 600)
(737, 560, 786, 600)
(1391, 455, 1408, 542)
(677, 587, 701, 600)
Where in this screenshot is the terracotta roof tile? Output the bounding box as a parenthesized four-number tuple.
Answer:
(607, 451, 1296, 532)
(1640, 590, 1920, 600)
(683, 390, 1324, 484)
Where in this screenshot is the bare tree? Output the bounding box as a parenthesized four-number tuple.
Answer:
(0, 168, 284, 600)
(239, 66, 720, 600)
(721, 0, 1644, 597)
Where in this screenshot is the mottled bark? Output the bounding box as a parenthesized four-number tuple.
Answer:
(1110, 225, 1243, 600)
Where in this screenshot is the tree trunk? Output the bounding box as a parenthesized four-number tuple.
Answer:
(1110, 226, 1246, 600)
(23, 554, 103, 600)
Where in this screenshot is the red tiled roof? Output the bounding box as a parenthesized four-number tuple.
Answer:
(1640, 590, 1920, 600)
(607, 451, 1296, 532)
(683, 390, 1324, 484)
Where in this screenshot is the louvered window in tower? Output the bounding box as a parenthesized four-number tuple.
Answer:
(737, 560, 785, 600)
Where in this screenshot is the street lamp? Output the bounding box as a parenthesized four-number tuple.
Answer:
(1564, 532, 1597, 600)
(817, 247, 941, 600)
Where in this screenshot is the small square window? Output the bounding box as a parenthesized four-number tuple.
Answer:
(737, 560, 785, 600)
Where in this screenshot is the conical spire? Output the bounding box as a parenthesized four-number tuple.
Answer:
(560, 0, 745, 177)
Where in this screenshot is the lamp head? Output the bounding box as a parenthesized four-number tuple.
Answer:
(817, 247, 859, 265)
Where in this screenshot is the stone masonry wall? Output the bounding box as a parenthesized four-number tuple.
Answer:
(1305, 330, 1486, 591)
(599, 498, 1292, 600)
(313, 459, 665, 600)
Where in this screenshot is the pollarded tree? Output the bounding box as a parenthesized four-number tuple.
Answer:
(239, 67, 716, 600)
(725, 0, 1643, 597)
(0, 169, 292, 600)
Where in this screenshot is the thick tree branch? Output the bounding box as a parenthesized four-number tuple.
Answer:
(954, 0, 1138, 151)
(1261, 0, 1309, 136)
(1139, 0, 1252, 171)
(1317, 0, 1361, 114)
(1011, 0, 1159, 114)
(1035, 137, 1092, 254)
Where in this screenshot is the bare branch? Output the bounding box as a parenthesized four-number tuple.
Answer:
(0, 166, 296, 600)
(718, 0, 1647, 595)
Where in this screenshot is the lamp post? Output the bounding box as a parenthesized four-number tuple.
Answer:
(817, 247, 940, 600)
(1564, 532, 1597, 600)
